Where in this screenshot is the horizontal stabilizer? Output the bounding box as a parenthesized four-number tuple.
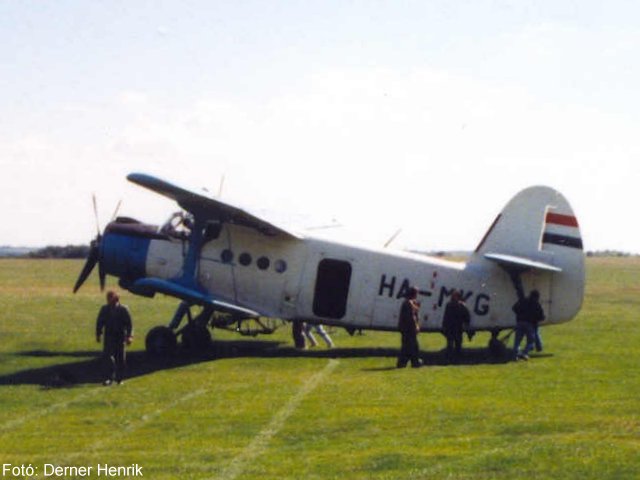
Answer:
(484, 253, 562, 273)
(130, 277, 260, 318)
(128, 173, 302, 240)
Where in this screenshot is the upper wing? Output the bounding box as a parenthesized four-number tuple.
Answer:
(127, 173, 302, 239)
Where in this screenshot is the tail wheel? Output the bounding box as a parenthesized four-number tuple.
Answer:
(488, 337, 507, 357)
(146, 326, 177, 356)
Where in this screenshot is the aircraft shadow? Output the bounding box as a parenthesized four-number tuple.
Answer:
(270, 346, 514, 367)
(0, 340, 515, 388)
(0, 340, 276, 389)
(212, 340, 516, 367)
(16, 350, 102, 359)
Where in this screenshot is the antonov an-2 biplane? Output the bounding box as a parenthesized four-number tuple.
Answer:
(73, 173, 585, 356)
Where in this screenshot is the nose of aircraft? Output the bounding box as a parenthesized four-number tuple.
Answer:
(100, 228, 150, 284)
(73, 221, 152, 293)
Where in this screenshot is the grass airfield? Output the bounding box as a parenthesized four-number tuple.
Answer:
(0, 258, 638, 479)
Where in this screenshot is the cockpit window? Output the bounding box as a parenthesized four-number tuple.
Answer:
(159, 211, 193, 240)
(203, 222, 222, 242)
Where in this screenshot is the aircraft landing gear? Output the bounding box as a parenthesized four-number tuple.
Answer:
(180, 322, 212, 351)
(488, 330, 513, 358)
(145, 302, 215, 356)
(145, 326, 178, 356)
(179, 304, 214, 351)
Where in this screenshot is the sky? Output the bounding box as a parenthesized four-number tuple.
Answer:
(1, 0, 638, 253)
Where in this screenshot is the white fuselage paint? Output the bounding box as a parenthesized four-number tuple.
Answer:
(145, 224, 580, 333)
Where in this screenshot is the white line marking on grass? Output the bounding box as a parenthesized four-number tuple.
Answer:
(217, 359, 339, 480)
(124, 388, 207, 432)
(54, 387, 207, 465)
(62, 388, 208, 460)
(0, 388, 101, 433)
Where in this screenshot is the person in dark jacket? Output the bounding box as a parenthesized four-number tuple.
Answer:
(96, 290, 133, 385)
(512, 289, 545, 360)
(396, 287, 422, 368)
(442, 290, 471, 362)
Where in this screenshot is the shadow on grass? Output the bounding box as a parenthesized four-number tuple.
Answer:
(0, 340, 514, 388)
(17, 350, 102, 358)
(360, 347, 515, 371)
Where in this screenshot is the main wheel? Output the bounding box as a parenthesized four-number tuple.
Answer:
(181, 323, 212, 351)
(488, 337, 507, 357)
(145, 326, 177, 356)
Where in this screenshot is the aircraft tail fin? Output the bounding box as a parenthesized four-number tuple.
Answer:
(472, 186, 585, 323)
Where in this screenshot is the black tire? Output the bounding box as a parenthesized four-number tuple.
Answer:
(181, 323, 212, 351)
(145, 326, 177, 357)
(488, 337, 507, 357)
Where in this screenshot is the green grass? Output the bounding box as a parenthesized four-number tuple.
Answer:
(0, 258, 638, 479)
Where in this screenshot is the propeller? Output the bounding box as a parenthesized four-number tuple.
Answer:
(73, 236, 101, 293)
(73, 195, 120, 293)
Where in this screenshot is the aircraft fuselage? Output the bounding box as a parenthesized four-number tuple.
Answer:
(139, 223, 562, 333)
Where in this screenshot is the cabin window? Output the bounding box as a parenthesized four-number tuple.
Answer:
(274, 259, 287, 273)
(239, 252, 252, 266)
(221, 249, 234, 263)
(313, 259, 352, 319)
(257, 256, 270, 270)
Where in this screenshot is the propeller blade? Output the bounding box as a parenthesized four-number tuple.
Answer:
(73, 240, 100, 293)
(110, 199, 122, 222)
(98, 258, 106, 291)
(92, 194, 101, 236)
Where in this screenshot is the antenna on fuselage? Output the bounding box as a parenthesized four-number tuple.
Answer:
(217, 174, 226, 198)
(305, 219, 343, 231)
(384, 228, 402, 248)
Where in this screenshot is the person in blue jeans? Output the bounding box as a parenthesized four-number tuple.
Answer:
(533, 324, 543, 352)
(512, 290, 545, 360)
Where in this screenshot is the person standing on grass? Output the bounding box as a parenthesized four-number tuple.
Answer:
(396, 286, 422, 368)
(96, 290, 133, 385)
(512, 289, 545, 360)
(442, 290, 471, 362)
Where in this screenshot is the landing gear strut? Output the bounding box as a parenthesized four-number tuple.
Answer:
(178, 304, 214, 351)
